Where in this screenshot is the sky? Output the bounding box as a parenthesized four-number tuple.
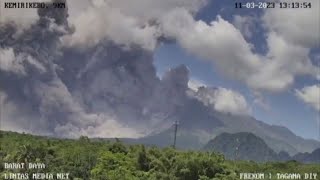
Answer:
(0, 0, 319, 140)
(153, 0, 320, 140)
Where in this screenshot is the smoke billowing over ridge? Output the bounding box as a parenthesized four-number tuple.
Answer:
(1, 0, 318, 138)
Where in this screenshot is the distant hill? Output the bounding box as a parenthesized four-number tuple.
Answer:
(202, 132, 320, 163)
(292, 148, 320, 164)
(203, 132, 279, 162)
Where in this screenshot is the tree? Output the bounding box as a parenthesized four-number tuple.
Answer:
(137, 145, 150, 171)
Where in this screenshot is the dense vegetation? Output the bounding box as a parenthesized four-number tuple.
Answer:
(1, 131, 319, 180)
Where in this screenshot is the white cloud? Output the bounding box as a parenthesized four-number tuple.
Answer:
(295, 85, 320, 111)
(213, 88, 251, 116)
(233, 15, 256, 39)
(263, 0, 320, 48)
(247, 32, 317, 92)
(192, 87, 251, 116)
(2, 0, 318, 93)
(104, 0, 207, 20)
(160, 10, 261, 81)
(63, 0, 207, 50)
(159, 8, 319, 92)
(62, 1, 160, 50)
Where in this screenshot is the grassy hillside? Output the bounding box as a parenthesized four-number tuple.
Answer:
(0, 131, 319, 180)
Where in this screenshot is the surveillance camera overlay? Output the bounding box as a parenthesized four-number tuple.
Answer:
(0, 0, 319, 179)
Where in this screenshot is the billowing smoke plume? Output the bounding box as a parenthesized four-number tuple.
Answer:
(1, 0, 76, 136)
(190, 86, 251, 116)
(0, 0, 199, 138)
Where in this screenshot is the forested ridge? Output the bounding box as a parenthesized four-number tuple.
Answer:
(1, 131, 319, 180)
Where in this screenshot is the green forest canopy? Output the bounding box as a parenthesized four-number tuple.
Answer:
(1, 131, 319, 180)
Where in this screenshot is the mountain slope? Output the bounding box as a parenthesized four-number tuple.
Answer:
(206, 111, 318, 155)
(135, 98, 320, 155)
